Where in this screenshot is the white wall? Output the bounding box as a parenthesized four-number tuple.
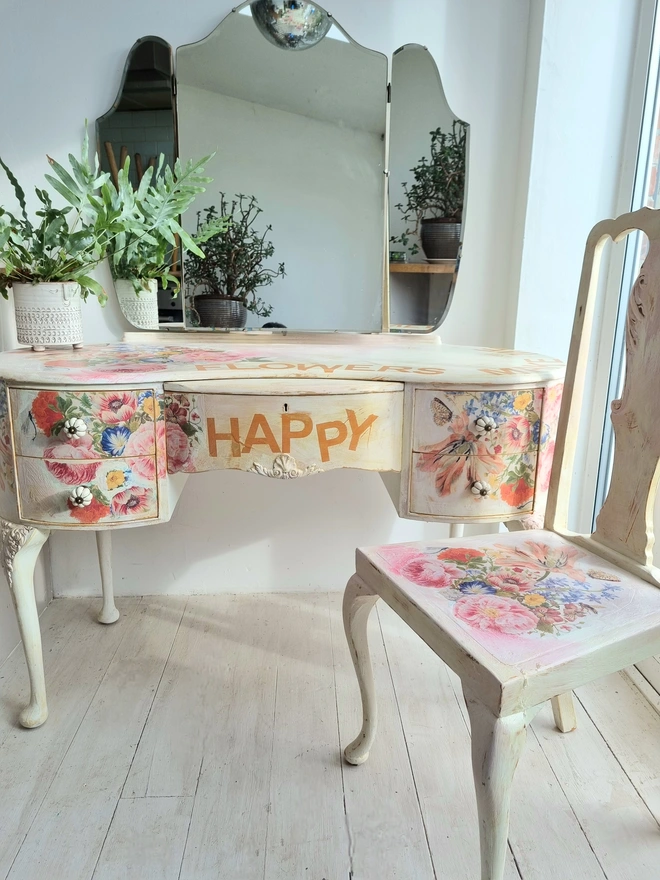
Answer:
(0, 0, 548, 603)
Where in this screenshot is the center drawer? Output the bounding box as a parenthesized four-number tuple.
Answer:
(163, 379, 404, 474)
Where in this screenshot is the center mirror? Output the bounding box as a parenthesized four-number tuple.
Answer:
(98, 2, 468, 334)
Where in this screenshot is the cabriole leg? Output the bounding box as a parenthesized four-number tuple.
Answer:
(96, 531, 119, 625)
(551, 692, 577, 733)
(464, 686, 532, 880)
(1, 519, 50, 729)
(343, 574, 380, 766)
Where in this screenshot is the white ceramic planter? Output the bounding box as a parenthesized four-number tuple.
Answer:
(12, 282, 84, 351)
(115, 278, 160, 330)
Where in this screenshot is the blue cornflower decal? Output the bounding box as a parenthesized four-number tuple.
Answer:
(458, 580, 497, 595)
(101, 425, 131, 456)
(137, 390, 154, 406)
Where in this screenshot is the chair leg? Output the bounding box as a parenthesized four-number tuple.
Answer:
(551, 692, 577, 733)
(343, 574, 380, 766)
(464, 686, 529, 880)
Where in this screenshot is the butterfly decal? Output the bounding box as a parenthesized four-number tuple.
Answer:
(431, 397, 452, 426)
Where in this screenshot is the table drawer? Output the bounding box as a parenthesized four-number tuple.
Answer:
(164, 382, 403, 474)
(409, 451, 536, 519)
(413, 388, 543, 456)
(10, 388, 158, 459)
(15, 455, 159, 526)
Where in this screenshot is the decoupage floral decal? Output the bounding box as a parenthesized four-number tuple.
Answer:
(164, 393, 203, 473)
(0, 381, 15, 494)
(379, 539, 623, 638)
(416, 390, 541, 508)
(24, 388, 160, 524)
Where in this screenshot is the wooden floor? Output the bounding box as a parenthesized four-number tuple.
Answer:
(2, 594, 660, 879)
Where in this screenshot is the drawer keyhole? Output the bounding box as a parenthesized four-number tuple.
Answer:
(283, 403, 289, 412)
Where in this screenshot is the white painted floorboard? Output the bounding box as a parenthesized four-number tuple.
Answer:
(2, 594, 660, 880)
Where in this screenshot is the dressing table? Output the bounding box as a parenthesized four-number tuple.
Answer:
(0, 2, 565, 728)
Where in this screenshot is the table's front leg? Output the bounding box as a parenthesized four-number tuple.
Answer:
(96, 531, 119, 625)
(0, 519, 50, 728)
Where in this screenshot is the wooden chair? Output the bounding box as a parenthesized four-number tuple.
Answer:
(342, 207, 660, 880)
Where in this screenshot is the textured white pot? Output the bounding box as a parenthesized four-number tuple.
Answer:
(12, 282, 83, 351)
(115, 278, 159, 330)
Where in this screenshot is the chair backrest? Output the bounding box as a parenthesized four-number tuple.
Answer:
(546, 207, 660, 579)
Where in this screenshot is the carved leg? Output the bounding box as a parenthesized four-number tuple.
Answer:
(449, 522, 465, 538)
(464, 687, 536, 880)
(0, 519, 50, 729)
(96, 531, 119, 624)
(551, 692, 577, 733)
(343, 574, 380, 766)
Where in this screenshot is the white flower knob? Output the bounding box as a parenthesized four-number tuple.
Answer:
(63, 418, 88, 439)
(474, 416, 497, 435)
(69, 486, 93, 507)
(471, 480, 491, 498)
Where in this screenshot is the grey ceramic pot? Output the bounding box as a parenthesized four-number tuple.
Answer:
(420, 219, 462, 261)
(195, 296, 248, 329)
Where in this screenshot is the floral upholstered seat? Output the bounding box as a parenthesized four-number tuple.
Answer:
(359, 530, 660, 676)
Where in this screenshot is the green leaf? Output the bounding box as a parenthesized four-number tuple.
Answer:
(76, 274, 107, 305)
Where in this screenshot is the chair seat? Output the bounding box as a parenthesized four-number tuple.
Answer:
(358, 529, 660, 713)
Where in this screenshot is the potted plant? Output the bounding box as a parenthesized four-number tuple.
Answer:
(0, 128, 128, 349)
(106, 154, 224, 330)
(391, 120, 467, 262)
(185, 194, 285, 329)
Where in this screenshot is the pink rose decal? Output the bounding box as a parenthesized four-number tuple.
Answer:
(454, 595, 539, 634)
(98, 392, 138, 424)
(401, 556, 463, 588)
(123, 423, 156, 458)
(44, 434, 101, 485)
(166, 422, 192, 473)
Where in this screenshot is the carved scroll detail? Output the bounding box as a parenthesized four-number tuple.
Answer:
(248, 454, 323, 480)
(0, 519, 32, 589)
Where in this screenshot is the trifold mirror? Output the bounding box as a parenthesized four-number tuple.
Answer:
(97, 1, 468, 334)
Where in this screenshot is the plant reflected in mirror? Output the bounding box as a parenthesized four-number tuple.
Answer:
(185, 194, 285, 329)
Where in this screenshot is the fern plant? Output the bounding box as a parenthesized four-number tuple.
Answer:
(0, 127, 132, 303)
(106, 154, 226, 294)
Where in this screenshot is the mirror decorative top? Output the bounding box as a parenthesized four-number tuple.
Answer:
(97, 6, 468, 335)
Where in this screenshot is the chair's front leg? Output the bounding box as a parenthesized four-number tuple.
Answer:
(0, 519, 50, 728)
(343, 574, 380, 766)
(96, 531, 119, 624)
(464, 687, 534, 880)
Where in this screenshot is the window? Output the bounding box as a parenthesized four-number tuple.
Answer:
(592, 1, 660, 525)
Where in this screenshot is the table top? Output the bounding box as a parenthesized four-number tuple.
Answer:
(0, 336, 565, 387)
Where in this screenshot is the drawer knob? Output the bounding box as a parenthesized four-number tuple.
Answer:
(69, 486, 93, 507)
(471, 480, 491, 498)
(63, 418, 88, 439)
(474, 416, 497, 435)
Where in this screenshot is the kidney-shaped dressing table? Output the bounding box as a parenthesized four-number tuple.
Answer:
(0, 334, 564, 727)
(2, 3, 566, 727)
